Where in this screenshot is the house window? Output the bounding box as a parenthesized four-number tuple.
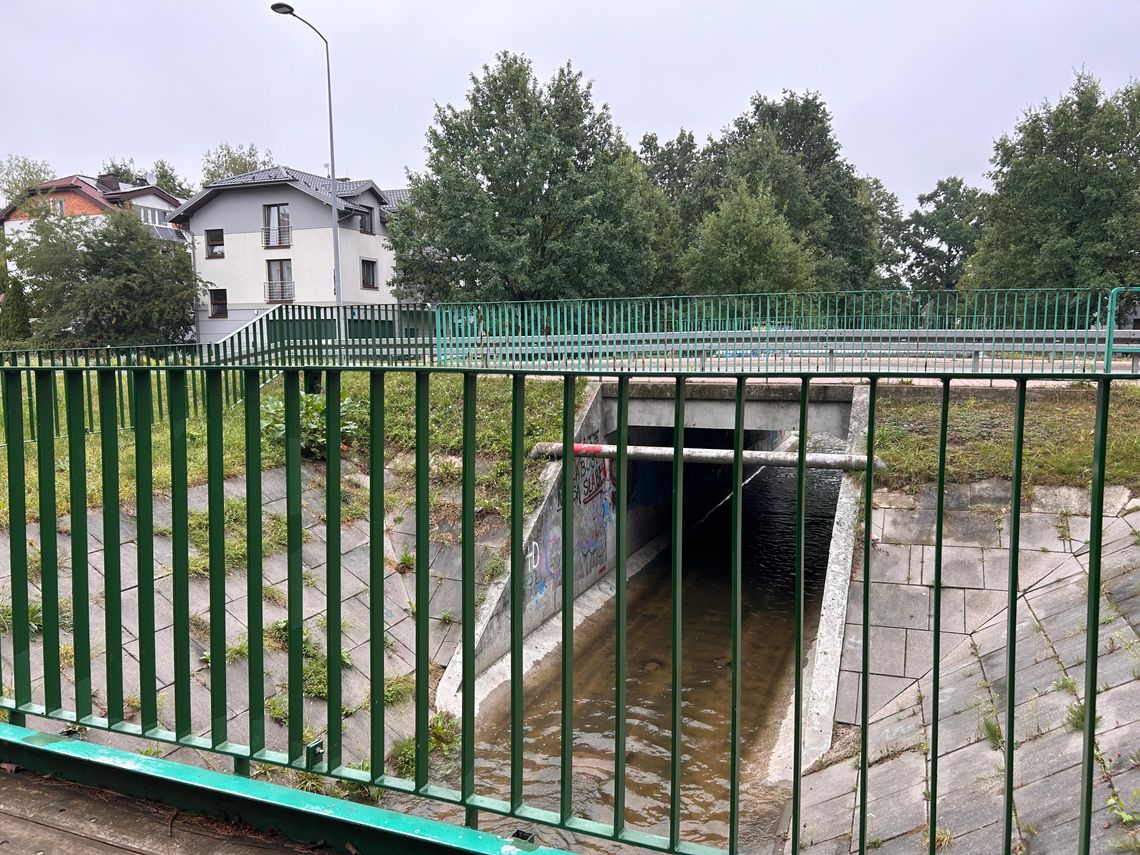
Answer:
(205, 229, 225, 258)
(361, 259, 378, 290)
(136, 205, 167, 225)
(359, 206, 374, 235)
(208, 288, 228, 319)
(265, 259, 293, 302)
(263, 204, 291, 247)
(48, 198, 65, 216)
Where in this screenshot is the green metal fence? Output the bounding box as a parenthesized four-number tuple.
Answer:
(0, 355, 1127, 854)
(434, 287, 1140, 374)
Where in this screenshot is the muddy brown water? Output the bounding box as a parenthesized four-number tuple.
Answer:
(384, 456, 841, 854)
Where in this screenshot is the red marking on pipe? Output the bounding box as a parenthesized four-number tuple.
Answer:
(574, 444, 604, 453)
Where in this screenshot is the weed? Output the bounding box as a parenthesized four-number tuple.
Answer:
(1109, 788, 1140, 825)
(226, 635, 250, 664)
(301, 567, 318, 587)
(288, 769, 327, 794)
(981, 716, 1004, 751)
(265, 692, 289, 724)
(1065, 700, 1098, 732)
(396, 547, 414, 573)
(1053, 674, 1079, 695)
(262, 584, 287, 607)
(137, 744, 164, 758)
(188, 613, 210, 642)
(384, 674, 415, 705)
(316, 614, 350, 634)
(391, 736, 416, 777)
(439, 611, 454, 625)
(59, 643, 75, 668)
(407, 600, 416, 619)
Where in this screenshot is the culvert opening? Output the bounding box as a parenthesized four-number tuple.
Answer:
(453, 422, 847, 852)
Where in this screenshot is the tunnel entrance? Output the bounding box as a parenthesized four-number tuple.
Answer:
(464, 424, 846, 853)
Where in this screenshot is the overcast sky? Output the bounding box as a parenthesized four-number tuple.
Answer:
(4, 1, 1137, 209)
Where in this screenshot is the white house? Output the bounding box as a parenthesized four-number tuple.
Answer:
(166, 166, 406, 341)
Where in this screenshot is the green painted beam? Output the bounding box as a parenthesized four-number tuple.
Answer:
(0, 721, 568, 855)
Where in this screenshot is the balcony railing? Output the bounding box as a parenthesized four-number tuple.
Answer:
(261, 226, 292, 248)
(264, 280, 295, 303)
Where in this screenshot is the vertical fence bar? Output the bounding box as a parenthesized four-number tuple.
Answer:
(1078, 377, 1111, 854)
(205, 369, 228, 747)
(510, 372, 525, 811)
(668, 376, 685, 851)
(169, 369, 192, 739)
(790, 376, 809, 852)
(65, 372, 92, 721)
(325, 370, 343, 772)
(462, 372, 478, 828)
(34, 370, 62, 713)
(559, 374, 576, 825)
(369, 370, 387, 781)
(856, 377, 878, 851)
(244, 369, 265, 758)
(613, 374, 630, 836)
(98, 370, 124, 724)
(728, 376, 745, 853)
(284, 370, 305, 764)
(1002, 378, 1027, 854)
(415, 370, 431, 790)
(133, 371, 158, 734)
(3, 370, 31, 716)
(927, 378, 950, 855)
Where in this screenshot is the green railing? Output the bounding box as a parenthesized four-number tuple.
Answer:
(434, 287, 1140, 373)
(0, 356, 1127, 854)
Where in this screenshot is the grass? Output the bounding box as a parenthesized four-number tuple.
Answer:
(262, 583, 287, 607)
(388, 712, 460, 778)
(0, 373, 582, 534)
(1065, 700, 1092, 732)
(262, 618, 350, 700)
(265, 692, 289, 724)
(383, 674, 415, 705)
(876, 386, 1140, 492)
(186, 498, 290, 577)
(980, 715, 1004, 751)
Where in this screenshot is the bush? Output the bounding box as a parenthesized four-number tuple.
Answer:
(261, 392, 369, 460)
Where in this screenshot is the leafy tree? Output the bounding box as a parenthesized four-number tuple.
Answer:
(201, 143, 275, 186)
(7, 209, 200, 346)
(902, 177, 986, 295)
(0, 154, 53, 206)
(965, 74, 1140, 295)
(682, 180, 815, 294)
(0, 275, 31, 341)
(645, 91, 880, 292)
(100, 157, 195, 198)
(864, 176, 907, 291)
(638, 129, 700, 207)
(388, 52, 680, 302)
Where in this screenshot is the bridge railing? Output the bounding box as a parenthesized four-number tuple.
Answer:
(434, 287, 1140, 373)
(0, 357, 1126, 854)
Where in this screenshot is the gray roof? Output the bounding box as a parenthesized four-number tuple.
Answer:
(207, 166, 373, 212)
(168, 166, 391, 224)
(380, 187, 411, 213)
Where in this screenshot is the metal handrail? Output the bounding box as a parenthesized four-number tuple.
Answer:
(261, 225, 292, 247)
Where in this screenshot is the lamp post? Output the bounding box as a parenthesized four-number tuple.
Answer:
(271, 2, 342, 311)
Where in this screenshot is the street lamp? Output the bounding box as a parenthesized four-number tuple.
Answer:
(271, 2, 343, 310)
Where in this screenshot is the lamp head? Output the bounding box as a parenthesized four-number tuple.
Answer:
(270, 3, 295, 14)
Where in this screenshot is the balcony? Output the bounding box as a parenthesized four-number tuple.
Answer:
(261, 226, 292, 248)
(264, 279, 295, 302)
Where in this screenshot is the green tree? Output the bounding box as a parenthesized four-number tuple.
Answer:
(201, 143, 275, 186)
(682, 180, 815, 294)
(388, 53, 680, 302)
(100, 157, 195, 198)
(902, 177, 986, 295)
(965, 74, 1140, 294)
(0, 274, 31, 341)
(8, 209, 200, 346)
(645, 91, 880, 292)
(864, 176, 907, 291)
(0, 154, 53, 206)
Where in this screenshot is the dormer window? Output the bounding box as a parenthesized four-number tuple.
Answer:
(359, 206, 374, 235)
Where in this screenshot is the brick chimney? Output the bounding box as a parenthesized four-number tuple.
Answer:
(97, 174, 121, 191)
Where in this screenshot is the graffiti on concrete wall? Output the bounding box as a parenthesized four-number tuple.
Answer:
(523, 429, 616, 608)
